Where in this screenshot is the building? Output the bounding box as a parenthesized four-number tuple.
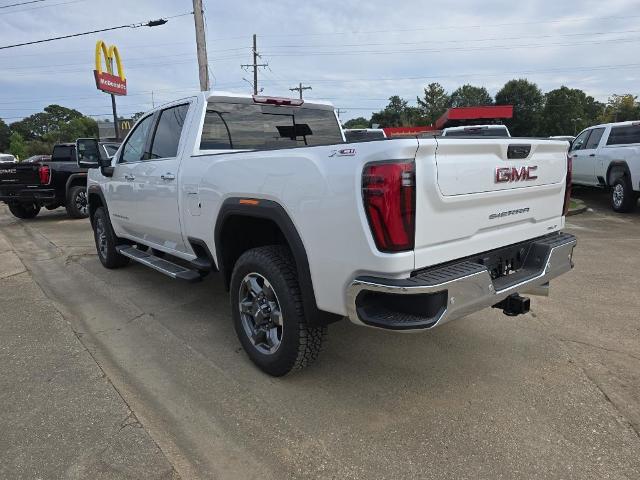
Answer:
(383, 105, 514, 138)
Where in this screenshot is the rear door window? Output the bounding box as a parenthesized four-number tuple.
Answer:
(149, 104, 190, 159)
(200, 102, 343, 151)
(606, 125, 640, 145)
(584, 127, 605, 149)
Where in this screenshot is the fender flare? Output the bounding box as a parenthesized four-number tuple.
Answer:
(65, 173, 88, 200)
(606, 161, 631, 186)
(87, 184, 108, 226)
(214, 197, 342, 327)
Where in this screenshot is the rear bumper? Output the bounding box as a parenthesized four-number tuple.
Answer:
(346, 232, 576, 331)
(0, 187, 56, 203)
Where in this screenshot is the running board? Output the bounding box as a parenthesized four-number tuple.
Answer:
(116, 246, 202, 282)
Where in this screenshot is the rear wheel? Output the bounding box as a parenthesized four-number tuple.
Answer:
(93, 207, 129, 269)
(230, 245, 326, 376)
(611, 176, 637, 213)
(66, 186, 89, 219)
(8, 202, 40, 219)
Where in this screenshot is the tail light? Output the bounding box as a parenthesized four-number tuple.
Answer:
(38, 165, 51, 185)
(562, 153, 572, 216)
(253, 95, 304, 106)
(362, 161, 415, 252)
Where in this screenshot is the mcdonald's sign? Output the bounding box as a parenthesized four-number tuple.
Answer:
(94, 40, 127, 96)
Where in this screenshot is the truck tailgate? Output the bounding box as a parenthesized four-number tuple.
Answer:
(413, 138, 569, 269)
(0, 164, 41, 187)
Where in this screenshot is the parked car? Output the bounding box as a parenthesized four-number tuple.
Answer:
(0, 153, 17, 165)
(442, 124, 511, 137)
(79, 92, 575, 376)
(570, 121, 640, 212)
(0, 142, 118, 219)
(344, 128, 387, 142)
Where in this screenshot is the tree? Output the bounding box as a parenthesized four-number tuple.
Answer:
(495, 79, 544, 136)
(541, 86, 604, 136)
(601, 94, 639, 123)
(131, 111, 146, 122)
(9, 132, 27, 160)
(450, 84, 493, 107)
(343, 117, 370, 129)
(0, 118, 10, 152)
(370, 96, 421, 127)
(417, 83, 450, 124)
(10, 104, 85, 141)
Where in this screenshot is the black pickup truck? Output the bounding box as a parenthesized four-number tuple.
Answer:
(0, 142, 119, 220)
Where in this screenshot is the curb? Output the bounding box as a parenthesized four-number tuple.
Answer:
(567, 199, 587, 216)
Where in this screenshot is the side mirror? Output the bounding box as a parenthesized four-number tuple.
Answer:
(76, 138, 103, 168)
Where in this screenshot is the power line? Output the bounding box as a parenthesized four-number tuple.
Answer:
(0, 14, 182, 50)
(261, 35, 640, 57)
(207, 14, 640, 41)
(289, 82, 312, 100)
(0, 0, 45, 8)
(0, 0, 85, 15)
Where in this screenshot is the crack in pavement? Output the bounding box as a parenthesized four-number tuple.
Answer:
(558, 337, 640, 363)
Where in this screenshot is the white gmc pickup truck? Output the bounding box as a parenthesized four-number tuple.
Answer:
(570, 121, 640, 212)
(77, 92, 576, 376)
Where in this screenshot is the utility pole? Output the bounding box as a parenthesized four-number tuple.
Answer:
(336, 108, 347, 119)
(106, 56, 120, 140)
(289, 82, 312, 100)
(192, 0, 210, 91)
(241, 34, 268, 95)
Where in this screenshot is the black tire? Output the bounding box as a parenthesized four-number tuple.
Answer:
(230, 245, 326, 376)
(611, 176, 637, 213)
(92, 207, 130, 269)
(8, 202, 40, 219)
(66, 185, 89, 219)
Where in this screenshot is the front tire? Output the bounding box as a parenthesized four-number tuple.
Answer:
(8, 202, 40, 219)
(66, 186, 89, 219)
(93, 207, 129, 269)
(230, 246, 326, 376)
(611, 176, 637, 213)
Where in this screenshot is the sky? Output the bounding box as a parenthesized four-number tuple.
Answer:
(1, 0, 640, 124)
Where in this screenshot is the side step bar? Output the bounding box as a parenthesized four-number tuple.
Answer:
(116, 246, 202, 282)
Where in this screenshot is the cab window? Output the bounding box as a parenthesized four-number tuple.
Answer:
(120, 115, 154, 163)
(570, 130, 591, 151)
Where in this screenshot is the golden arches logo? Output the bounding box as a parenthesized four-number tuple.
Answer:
(93, 40, 127, 96)
(95, 40, 125, 80)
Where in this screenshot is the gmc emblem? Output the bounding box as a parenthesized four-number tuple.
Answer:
(495, 166, 538, 183)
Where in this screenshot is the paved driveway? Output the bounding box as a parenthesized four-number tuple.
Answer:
(1, 199, 638, 479)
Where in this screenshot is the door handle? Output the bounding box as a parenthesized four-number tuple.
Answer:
(589, 154, 596, 157)
(124, 174, 135, 181)
(161, 173, 176, 181)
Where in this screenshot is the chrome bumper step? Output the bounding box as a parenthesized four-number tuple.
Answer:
(116, 246, 202, 282)
(347, 232, 577, 331)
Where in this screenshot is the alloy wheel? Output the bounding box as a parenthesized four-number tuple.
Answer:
(238, 272, 284, 354)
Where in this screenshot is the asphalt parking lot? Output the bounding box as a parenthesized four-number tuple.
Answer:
(1, 189, 639, 479)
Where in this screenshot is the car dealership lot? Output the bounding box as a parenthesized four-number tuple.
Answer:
(1, 197, 639, 479)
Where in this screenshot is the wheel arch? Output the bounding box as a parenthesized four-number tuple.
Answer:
(214, 198, 341, 327)
(65, 173, 87, 199)
(87, 184, 107, 227)
(606, 161, 631, 186)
